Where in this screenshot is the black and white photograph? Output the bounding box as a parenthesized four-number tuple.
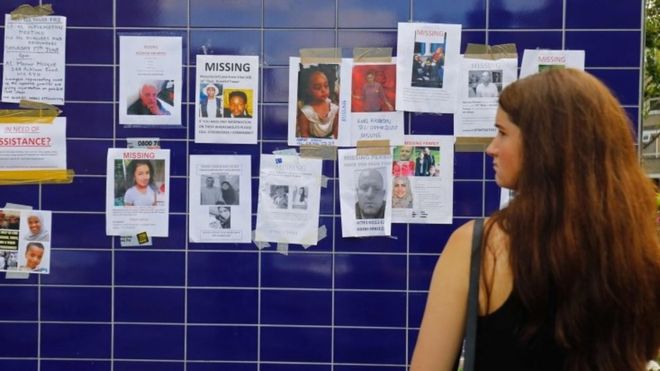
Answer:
(209, 206, 231, 229)
(269, 185, 289, 209)
(291, 186, 309, 210)
(468, 70, 502, 98)
(354, 167, 388, 220)
(199, 174, 239, 206)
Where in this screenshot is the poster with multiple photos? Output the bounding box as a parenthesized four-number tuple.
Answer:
(338, 149, 393, 237)
(287, 57, 351, 147)
(455, 56, 518, 137)
(0, 209, 51, 274)
(105, 148, 170, 237)
(520, 49, 585, 78)
(119, 36, 182, 126)
(189, 155, 252, 243)
(391, 135, 454, 224)
(346, 60, 404, 145)
(396, 22, 462, 113)
(195, 55, 259, 144)
(255, 154, 323, 246)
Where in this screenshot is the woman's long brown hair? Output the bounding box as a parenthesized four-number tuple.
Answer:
(489, 68, 660, 370)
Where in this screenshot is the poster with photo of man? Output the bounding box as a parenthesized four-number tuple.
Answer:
(520, 49, 585, 78)
(189, 155, 251, 243)
(338, 149, 393, 237)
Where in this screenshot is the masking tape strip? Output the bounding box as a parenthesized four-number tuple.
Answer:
(455, 137, 491, 152)
(0, 169, 74, 185)
(464, 43, 517, 60)
(272, 148, 298, 156)
(356, 139, 391, 156)
(10, 4, 54, 20)
(252, 230, 271, 250)
(276, 242, 289, 256)
(321, 175, 329, 188)
(353, 47, 393, 63)
(300, 145, 336, 160)
(300, 48, 342, 65)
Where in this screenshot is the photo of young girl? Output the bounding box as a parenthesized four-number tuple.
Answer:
(296, 64, 340, 139)
(114, 159, 166, 207)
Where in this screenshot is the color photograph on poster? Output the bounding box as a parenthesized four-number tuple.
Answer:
(195, 55, 259, 144)
(396, 22, 462, 114)
(391, 135, 454, 224)
(455, 57, 518, 137)
(520, 49, 585, 78)
(106, 148, 170, 237)
(189, 155, 252, 243)
(338, 149, 393, 237)
(347, 60, 404, 145)
(0, 208, 52, 274)
(255, 154, 322, 246)
(119, 36, 182, 126)
(0, 117, 67, 170)
(287, 57, 351, 146)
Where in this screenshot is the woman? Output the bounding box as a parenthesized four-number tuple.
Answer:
(220, 181, 238, 205)
(411, 69, 660, 370)
(124, 160, 157, 207)
(25, 214, 49, 241)
(215, 206, 231, 229)
(392, 176, 412, 208)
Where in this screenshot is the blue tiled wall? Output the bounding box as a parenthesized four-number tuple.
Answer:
(0, 0, 643, 370)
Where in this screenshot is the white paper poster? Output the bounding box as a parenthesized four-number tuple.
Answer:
(520, 49, 585, 78)
(119, 36, 182, 126)
(346, 59, 404, 145)
(0, 117, 66, 170)
(2, 15, 66, 105)
(455, 57, 518, 137)
(255, 154, 322, 246)
(396, 22, 462, 113)
(105, 148, 170, 237)
(0, 208, 52, 274)
(189, 155, 252, 243)
(391, 136, 454, 224)
(195, 55, 259, 144)
(338, 149, 393, 237)
(288, 57, 351, 147)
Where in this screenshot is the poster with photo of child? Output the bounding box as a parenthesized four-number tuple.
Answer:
(0, 208, 52, 274)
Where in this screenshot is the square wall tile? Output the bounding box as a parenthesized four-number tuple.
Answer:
(190, 0, 261, 27)
(265, 0, 336, 28)
(490, 0, 562, 29)
(338, 0, 409, 28)
(412, 0, 486, 29)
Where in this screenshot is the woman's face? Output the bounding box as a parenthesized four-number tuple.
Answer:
(486, 108, 523, 189)
(27, 216, 41, 235)
(134, 164, 151, 188)
(308, 71, 329, 103)
(221, 182, 230, 190)
(393, 178, 408, 198)
(219, 207, 230, 220)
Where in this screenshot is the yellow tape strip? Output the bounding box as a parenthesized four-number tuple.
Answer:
(300, 48, 341, 65)
(353, 48, 393, 63)
(0, 169, 75, 185)
(356, 139, 390, 156)
(10, 4, 54, 20)
(0, 100, 62, 124)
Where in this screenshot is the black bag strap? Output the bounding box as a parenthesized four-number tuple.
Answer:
(463, 218, 484, 371)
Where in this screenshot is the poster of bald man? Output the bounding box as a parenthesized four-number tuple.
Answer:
(119, 36, 182, 126)
(338, 149, 393, 237)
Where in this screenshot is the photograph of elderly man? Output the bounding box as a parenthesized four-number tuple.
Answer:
(127, 82, 171, 115)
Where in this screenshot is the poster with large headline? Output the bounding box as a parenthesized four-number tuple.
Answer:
(287, 57, 351, 147)
(255, 154, 322, 246)
(2, 15, 66, 105)
(455, 57, 518, 137)
(119, 36, 182, 126)
(346, 59, 404, 145)
(189, 155, 252, 243)
(338, 149, 393, 237)
(391, 135, 454, 224)
(105, 148, 170, 237)
(520, 49, 585, 78)
(0, 117, 66, 170)
(396, 22, 462, 113)
(195, 55, 259, 144)
(0, 208, 52, 274)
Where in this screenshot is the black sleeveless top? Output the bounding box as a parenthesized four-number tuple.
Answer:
(475, 291, 566, 370)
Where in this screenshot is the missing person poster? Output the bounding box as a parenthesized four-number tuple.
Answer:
(287, 57, 351, 147)
(255, 154, 322, 246)
(396, 22, 462, 113)
(520, 49, 585, 78)
(119, 36, 182, 126)
(338, 149, 393, 237)
(195, 55, 259, 144)
(347, 60, 404, 145)
(2, 15, 66, 105)
(189, 155, 252, 243)
(0, 117, 67, 170)
(391, 135, 454, 224)
(0, 208, 52, 274)
(105, 148, 170, 237)
(455, 57, 518, 137)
